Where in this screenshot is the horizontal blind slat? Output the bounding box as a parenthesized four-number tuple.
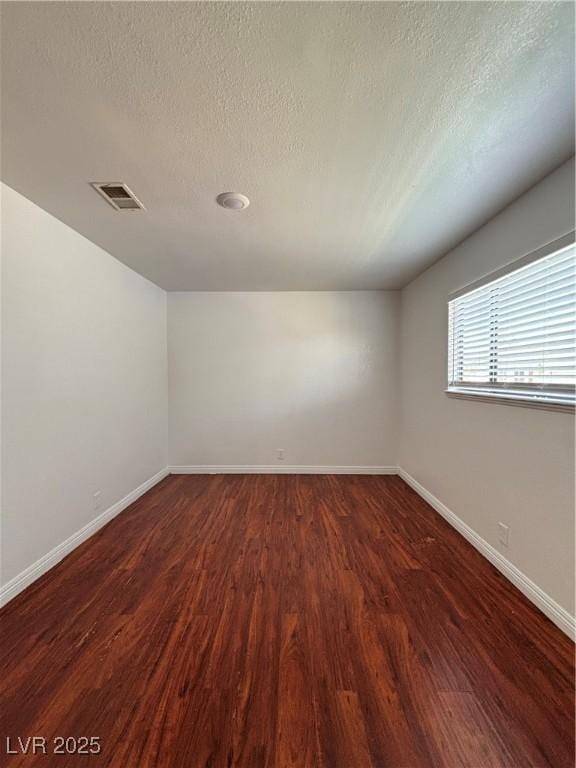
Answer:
(454, 247, 575, 305)
(452, 270, 575, 318)
(454, 306, 574, 336)
(452, 335, 575, 355)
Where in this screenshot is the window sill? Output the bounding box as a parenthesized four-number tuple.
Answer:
(445, 388, 575, 414)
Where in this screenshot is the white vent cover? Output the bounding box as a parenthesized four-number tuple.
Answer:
(91, 182, 145, 211)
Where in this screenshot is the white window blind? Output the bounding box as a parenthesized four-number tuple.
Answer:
(448, 238, 576, 410)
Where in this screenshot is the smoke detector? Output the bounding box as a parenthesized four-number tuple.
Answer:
(91, 182, 145, 211)
(217, 192, 250, 210)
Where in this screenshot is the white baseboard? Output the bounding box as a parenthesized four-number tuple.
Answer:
(0, 467, 170, 608)
(398, 467, 575, 640)
(169, 464, 399, 475)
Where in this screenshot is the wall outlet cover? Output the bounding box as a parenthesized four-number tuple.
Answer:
(498, 522, 509, 546)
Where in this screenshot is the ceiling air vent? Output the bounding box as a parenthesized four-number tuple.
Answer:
(91, 182, 145, 211)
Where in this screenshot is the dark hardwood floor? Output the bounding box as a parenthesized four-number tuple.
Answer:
(0, 474, 573, 767)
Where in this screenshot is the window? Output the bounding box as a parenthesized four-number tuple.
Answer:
(447, 234, 575, 411)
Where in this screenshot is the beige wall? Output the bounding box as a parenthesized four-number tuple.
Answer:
(399, 159, 575, 615)
(168, 291, 399, 469)
(1, 184, 168, 586)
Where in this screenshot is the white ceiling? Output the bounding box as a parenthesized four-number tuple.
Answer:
(1, 2, 574, 291)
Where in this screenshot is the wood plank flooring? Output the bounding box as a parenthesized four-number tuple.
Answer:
(0, 474, 573, 767)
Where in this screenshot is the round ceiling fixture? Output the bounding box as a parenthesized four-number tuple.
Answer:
(216, 192, 250, 210)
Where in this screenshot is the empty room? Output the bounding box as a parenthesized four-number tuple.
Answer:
(0, 2, 574, 766)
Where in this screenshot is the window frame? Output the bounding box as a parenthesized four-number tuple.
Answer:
(445, 232, 576, 413)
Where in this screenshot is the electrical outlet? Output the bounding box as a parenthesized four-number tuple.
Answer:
(276, 448, 285, 461)
(498, 522, 509, 547)
(93, 490, 102, 512)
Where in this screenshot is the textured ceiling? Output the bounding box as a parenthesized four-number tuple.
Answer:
(1, 2, 574, 290)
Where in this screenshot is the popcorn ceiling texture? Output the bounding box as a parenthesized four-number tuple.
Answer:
(1, 1, 574, 290)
